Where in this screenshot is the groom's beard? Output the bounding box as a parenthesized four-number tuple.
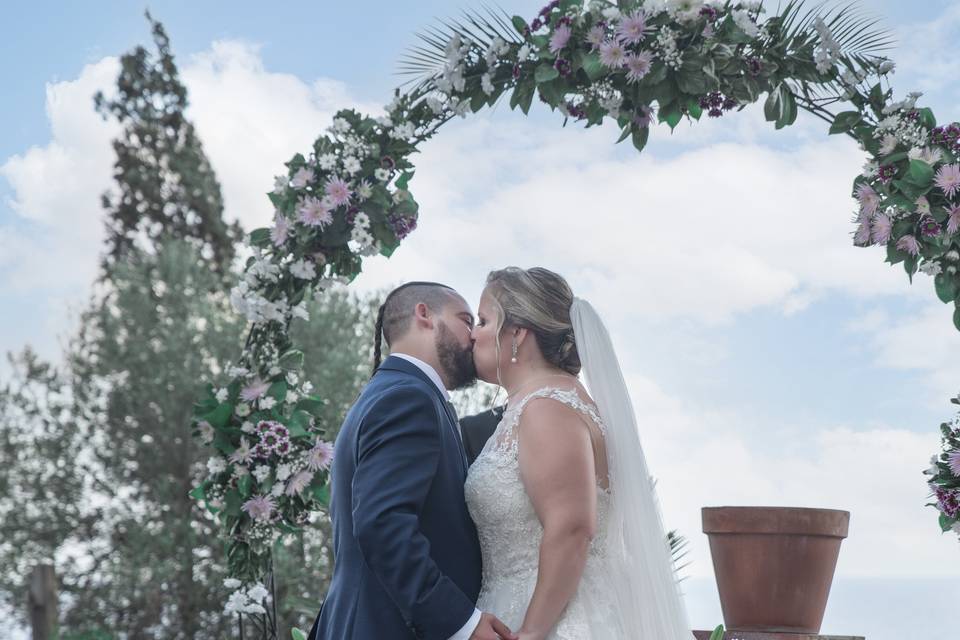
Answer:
(435, 320, 477, 391)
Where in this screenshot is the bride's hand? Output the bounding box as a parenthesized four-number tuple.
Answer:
(515, 632, 546, 640)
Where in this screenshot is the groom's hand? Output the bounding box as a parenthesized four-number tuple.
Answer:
(469, 612, 517, 640)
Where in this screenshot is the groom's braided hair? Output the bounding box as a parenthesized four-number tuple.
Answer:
(372, 281, 458, 375)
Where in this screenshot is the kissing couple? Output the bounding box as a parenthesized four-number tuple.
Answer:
(308, 267, 689, 640)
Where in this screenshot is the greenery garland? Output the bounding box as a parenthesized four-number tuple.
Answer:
(189, 0, 960, 620)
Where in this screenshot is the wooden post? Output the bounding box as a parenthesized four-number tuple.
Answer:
(28, 564, 57, 640)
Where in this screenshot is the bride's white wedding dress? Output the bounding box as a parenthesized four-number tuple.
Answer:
(464, 386, 619, 639)
(464, 298, 691, 639)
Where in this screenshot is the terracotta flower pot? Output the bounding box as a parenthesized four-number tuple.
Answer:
(702, 506, 850, 634)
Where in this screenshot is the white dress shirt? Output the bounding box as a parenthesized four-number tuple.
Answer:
(390, 353, 482, 640)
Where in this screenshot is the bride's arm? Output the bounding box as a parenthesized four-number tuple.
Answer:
(515, 399, 598, 640)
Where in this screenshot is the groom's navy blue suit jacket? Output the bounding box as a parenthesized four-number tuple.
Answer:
(309, 355, 482, 640)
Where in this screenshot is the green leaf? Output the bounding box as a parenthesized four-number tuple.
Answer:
(940, 513, 956, 533)
(203, 402, 233, 429)
(581, 52, 605, 81)
(935, 273, 958, 304)
(224, 489, 242, 516)
(631, 127, 649, 153)
(311, 483, 331, 507)
(238, 474, 252, 498)
(511, 15, 528, 36)
(658, 102, 683, 131)
(905, 159, 935, 188)
(288, 410, 313, 438)
(763, 89, 781, 123)
(709, 624, 725, 640)
(189, 485, 206, 502)
(296, 395, 327, 417)
(776, 89, 798, 129)
(395, 171, 414, 190)
(249, 228, 272, 248)
(955, 304, 960, 332)
(918, 107, 936, 131)
(829, 111, 862, 135)
(279, 349, 304, 371)
(535, 64, 560, 83)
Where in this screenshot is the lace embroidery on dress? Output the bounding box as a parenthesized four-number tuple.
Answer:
(465, 386, 622, 639)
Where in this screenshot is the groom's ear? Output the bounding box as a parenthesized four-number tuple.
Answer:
(412, 302, 434, 330)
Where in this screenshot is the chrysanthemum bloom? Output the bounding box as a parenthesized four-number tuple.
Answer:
(920, 217, 941, 237)
(325, 176, 352, 207)
(948, 450, 960, 478)
(946, 204, 960, 235)
(241, 378, 270, 402)
(270, 213, 289, 247)
(230, 437, 254, 465)
(549, 25, 571, 53)
(935, 164, 960, 198)
(598, 40, 627, 68)
(871, 213, 892, 244)
(297, 196, 333, 228)
(307, 439, 335, 472)
(290, 167, 315, 189)
(586, 25, 605, 49)
(625, 51, 654, 83)
(285, 470, 314, 496)
(241, 495, 276, 522)
(616, 11, 648, 44)
(856, 183, 880, 217)
(853, 220, 872, 246)
(896, 234, 920, 256)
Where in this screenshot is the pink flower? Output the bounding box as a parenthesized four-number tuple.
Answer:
(549, 25, 572, 53)
(946, 205, 960, 235)
(325, 176, 352, 208)
(871, 213, 892, 244)
(853, 220, 872, 246)
(229, 437, 254, 465)
(285, 470, 314, 496)
(896, 234, 920, 256)
(598, 40, 626, 68)
(616, 11, 649, 45)
(297, 196, 333, 228)
(241, 378, 271, 402)
(585, 25, 605, 50)
(290, 167, 315, 189)
(624, 51, 653, 83)
(855, 183, 880, 218)
(242, 495, 275, 522)
(948, 450, 960, 477)
(934, 164, 960, 198)
(306, 439, 334, 472)
(270, 213, 289, 247)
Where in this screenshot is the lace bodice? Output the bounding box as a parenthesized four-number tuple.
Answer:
(464, 387, 621, 639)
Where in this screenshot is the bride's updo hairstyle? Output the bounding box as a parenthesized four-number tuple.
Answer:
(485, 267, 581, 376)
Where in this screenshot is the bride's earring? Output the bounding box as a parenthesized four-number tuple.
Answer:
(510, 339, 518, 364)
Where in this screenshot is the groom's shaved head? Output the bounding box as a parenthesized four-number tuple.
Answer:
(372, 282, 460, 371)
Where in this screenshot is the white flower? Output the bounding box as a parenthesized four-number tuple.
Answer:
(602, 7, 621, 20)
(291, 301, 310, 321)
(197, 420, 214, 444)
(318, 153, 337, 171)
(389, 121, 415, 140)
(215, 388, 229, 403)
(878, 134, 898, 156)
(919, 261, 942, 276)
(289, 259, 317, 280)
(343, 156, 362, 175)
(241, 421, 255, 434)
(253, 465, 271, 482)
(375, 168, 391, 182)
(909, 147, 943, 165)
(286, 372, 299, 385)
(861, 160, 878, 178)
(481, 73, 495, 96)
(354, 212, 371, 228)
(235, 403, 251, 418)
(224, 590, 248, 615)
(302, 381, 314, 394)
(207, 457, 227, 475)
(247, 584, 270, 602)
(270, 482, 285, 497)
(227, 365, 249, 378)
(426, 96, 445, 114)
(260, 396, 277, 410)
(233, 465, 248, 478)
(276, 463, 294, 482)
(269, 366, 282, 376)
(731, 10, 759, 38)
(518, 44, 531, 60)
(272, 175, 288, 195)
(286, 391, 299, 404)
(356, 181, 373, 200)
(331, 117, 351, 134)
(224, 578, 242, 589)
(376, 115, 393, 128)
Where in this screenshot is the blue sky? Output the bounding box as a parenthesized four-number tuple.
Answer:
(3, 1, 960, 637)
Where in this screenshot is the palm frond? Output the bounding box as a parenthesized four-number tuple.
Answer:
(667, 529, 691, 581)
(776, 0, 895, 58)
(396, 4, 521, 88)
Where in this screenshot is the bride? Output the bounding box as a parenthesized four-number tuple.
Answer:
(464, 267, 690, 640)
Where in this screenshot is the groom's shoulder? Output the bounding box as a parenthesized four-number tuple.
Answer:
(358, 369, 438, 410)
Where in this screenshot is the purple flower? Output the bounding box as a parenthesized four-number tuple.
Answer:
(946, 204, 960, 235)
(297, 196, 333, 228)
(856, 184, 880, 218)
(871, 213, 893, 244)
(307, 439, 335, 472)
(934, 164, 960, 198)
(325, 176, 352, 208)
(920, 217, 941, 237)
(598, 40, 626, 68)
(241, 378, 271, 403)
(935, 487, 960, 519)
(633, 105, 654, 129)
(616, 11, 649, 45)
(285, 470, 314, 496)
(242, 495, 276, 522)
(586, 25, 606, 50)
(271, 423, 290, 440)
(948, 450, 960, 478)
(388, 213, 418, 240)
(270, 213, 290, 247)
(896, 234, 920, 256)
(257, 420, 277, 434)
(290, 167, 314, 189)
(549, 25, 572, 53)
(229, 437, 254, 465)
(624, 51, 654, 83)
(878, 164, 898, 183)
(853, 220, 872, 246)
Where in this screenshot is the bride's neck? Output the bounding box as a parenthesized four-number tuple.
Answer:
(502, 364, 572, 401)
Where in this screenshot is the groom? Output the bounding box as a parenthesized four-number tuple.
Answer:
(308, 282, 516, 640)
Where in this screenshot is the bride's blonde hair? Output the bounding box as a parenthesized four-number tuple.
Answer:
(485, 267, 581, 376)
